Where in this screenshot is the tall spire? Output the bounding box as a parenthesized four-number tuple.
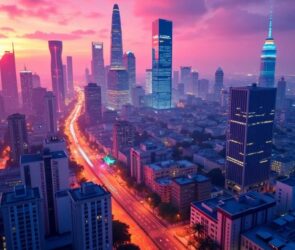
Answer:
(268, 0, 273, 38)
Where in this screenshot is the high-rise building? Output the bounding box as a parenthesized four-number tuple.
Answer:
(191, 70, 199, 96)
(107, 68, 130, 110)
(145, 69, 152, 94)
(112, 121, 135, 159)
(226, 84, 276, 193)
(20, 148, 69, 235)
(44, 91, 58, 135)
(68, 182, 112, 250)
(85, 67, 91, 84)
(66, 56, 74, 97)
(1, 185, 44, 250)
(180, 66, 192, 95)
(7, 113, 28, 165)
(84, 83, 102, 125)
(275, 177, 295, 215)
(32, 73, 41, 88)
(131, 86, 145, 107)
(91, 42, 106, 104)
(110, 4, 123, 67)
(152, 19, 173, 109)
(48, 40, 65, 111)
(123, 51, 136, 89)
(32, 87, 47, 117)
(20, 69, 33, 114)
(259, 12, 277, 88)
(173, 70, 179, 89)
(0, 49, 19, 114)
(0, 94, 5, 120)
(276, 77, 286, 109)
(63, 64, 68, 98)
(214, 67, 224, 98)
(198, 79, 209, 99)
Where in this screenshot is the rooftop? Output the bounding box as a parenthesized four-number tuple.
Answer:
(148, 159, 195, 171)
(277, 177, 295, 187)
(1, 185, 40, 205)
(20, 150, 67, 164)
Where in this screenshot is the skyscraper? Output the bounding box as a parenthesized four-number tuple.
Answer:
(63, 64, 68, 98)
(0, 49, 19, 114)
(7, 113, 28, 165)
(48, 40, 65, 111)
(145, 69, 152, 94)
(91, 42, 106, 103)
(44, 91, 58, 135)
(66, 56, 74, 97)
(131, 86, 145, 107)
(214, 67, 224, 98)
(110, 4, 123, 67)
(20, 69, 33, 114)
(152, 19, 173, 109)
(32, 73, 41, 88)
(198, 79, 209, 99)
(32, 87, 47, 118)
(84, 83, 102, 125)
(276, 77, 286, 109)
(20, 148, 69, 235)
(191, 70, 199, 96)
(259, 12, 277, 88)
(69, 182, 113, 250)
(180, 66, 192, 95)
(123, 51, 136, 89)
(1, 185, 44, 250)
(107, 68, 130, 110)
(173, 70, 179, 89)
(226, 84, 276, 193)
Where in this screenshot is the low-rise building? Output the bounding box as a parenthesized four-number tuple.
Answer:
(276, 177, 295, 215)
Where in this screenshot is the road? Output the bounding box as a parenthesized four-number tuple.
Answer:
(64, 90, 185, 250)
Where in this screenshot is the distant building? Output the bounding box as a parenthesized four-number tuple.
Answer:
(63, 64, 68, 98)
(276, 77, 286, 109)
(198, 79, 209, 99)
(20, 149, 69, 235)
(66, 56, 74, 97)
(173, 70, 179, 89)
(123, 51, 136, 89)
(32, 87, 47, 117)
(7, 113, 29, 165)
(20, 69, 33, 114)
(214, 67, 224, 99)
(180, 66, 192, 95)
(43, 135, 67, 152)
(1, 185, 44, 250)
(145, 69, 152, 94)
(84, 83, 102, 125)
(275, 177, 295, 215)
(221, 89, 229, 108)
(55, 190, 72, 234)
(152, 19, 173, 109)
(226, 84, 276, 193)
(131, 86, 145, 107)
(0, 49, 19, 114)
(68, 182, 112, 250)
(190, 192, 276, 250)
(32, 73, 41, 88)
(44, 91, 58, 135)
(191, 70, 199, 96)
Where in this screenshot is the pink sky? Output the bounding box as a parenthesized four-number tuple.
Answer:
(0, 0, 294, 89)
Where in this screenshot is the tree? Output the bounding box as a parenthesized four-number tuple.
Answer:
(207, 168, 225, 187)
(192, 223, 205, 239)
(112, 220, 131, 248)
(198, 236, 219, 250)
(147, 192, 161, 208)
(158, 202, 178, 222)
(117, 243, 140, 250)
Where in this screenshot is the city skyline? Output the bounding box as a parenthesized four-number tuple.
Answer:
(0, 0, 294, 88)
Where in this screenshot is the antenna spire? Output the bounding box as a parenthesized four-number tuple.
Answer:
(12, 42, 15, 53)
(268, 0, 273, 38)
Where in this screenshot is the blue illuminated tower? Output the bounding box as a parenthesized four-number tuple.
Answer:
(152, 19, 173, 109)
(258, 10, 277, 88)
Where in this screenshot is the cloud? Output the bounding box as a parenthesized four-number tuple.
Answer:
(86, 11, 103, 19)
(0, 27, 15, 32)
(0, 34, 7, 38)
(22, 29, 96, 40)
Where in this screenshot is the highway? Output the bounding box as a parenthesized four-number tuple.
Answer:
(64, 90, 185, 250)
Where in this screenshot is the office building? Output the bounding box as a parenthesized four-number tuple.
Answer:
(44, 91, 58, 135)
(276, 77, 286, 109)
(112, 121, 135, 159)
(110, 4, 123, 67)
(63, 64, 68, 98)
(198, 79, 209, 99)
(91, 42, 106, 104)
(0, 49, 19, 114)
(48, 40, 65, 111)
(191, 70, 199, 96)
(43, 135, 67, 153)
(32, 87, 47, 126)
(107, 67, 130, 110)
(20, 149, 69, 235)
(221, 89, 229, 108)
(7, 113, 28, 165)
(152, 19, 173, 109)
(226, 84, 276, 193)
(214, 67, 224, 98)
(1, 185, 44, 250)
(84, 83, 102, 125)
(180, 66, 192, 95)
(259, 12, 277, 88)
(275, 177, 295, 215)
(69, 182, 112, 250)
(131, 86, 145, 107)
(173, 70, 179, 89)
(145, 69, 152, 94)
(123, 51, 136, 89)
(190, 192, 276, 250)
(0, 95, 5, 120)
(55, 190, 72, 234)
(85, 67, 91, 84)
(32, 73, 41, 88)
(20, 69, 33, 114)
(66, 56, 74, 98)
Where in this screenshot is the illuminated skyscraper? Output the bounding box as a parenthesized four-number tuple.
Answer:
(0, 48, 19, 114)
(259, 12, 277, 88)
(152, 19, 173, 109)
(91, 42, 106, 103)
(145, 69, 152, 94)
(123, 51, 136, 89)
(214, 67, 224, 98)
(226, 84, 276, 193)
(276, 77, 286, 109)
(110, 4, 123, 67)
(48, 40, 65, 111)
(66, 56, 74, 97)
(20, 69, 33, 114)
(84, 83, 102, 124)
(44, 91, 58, 135)
(180, 66, 192, 95)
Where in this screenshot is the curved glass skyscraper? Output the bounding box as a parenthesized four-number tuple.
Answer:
(110, 4, 123, 67)
(259, 13, 276, 88)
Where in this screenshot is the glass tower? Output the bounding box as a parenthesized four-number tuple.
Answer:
(152, 19, 173, 109)
(259, 12, 276, 88)
(214, 67, 224, 97)
(226, 84, 276, 193)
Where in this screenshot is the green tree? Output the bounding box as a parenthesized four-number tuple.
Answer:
(112, 220, 131, 248)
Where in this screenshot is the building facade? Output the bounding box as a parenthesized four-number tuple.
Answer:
(84, 83, 102, 125)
